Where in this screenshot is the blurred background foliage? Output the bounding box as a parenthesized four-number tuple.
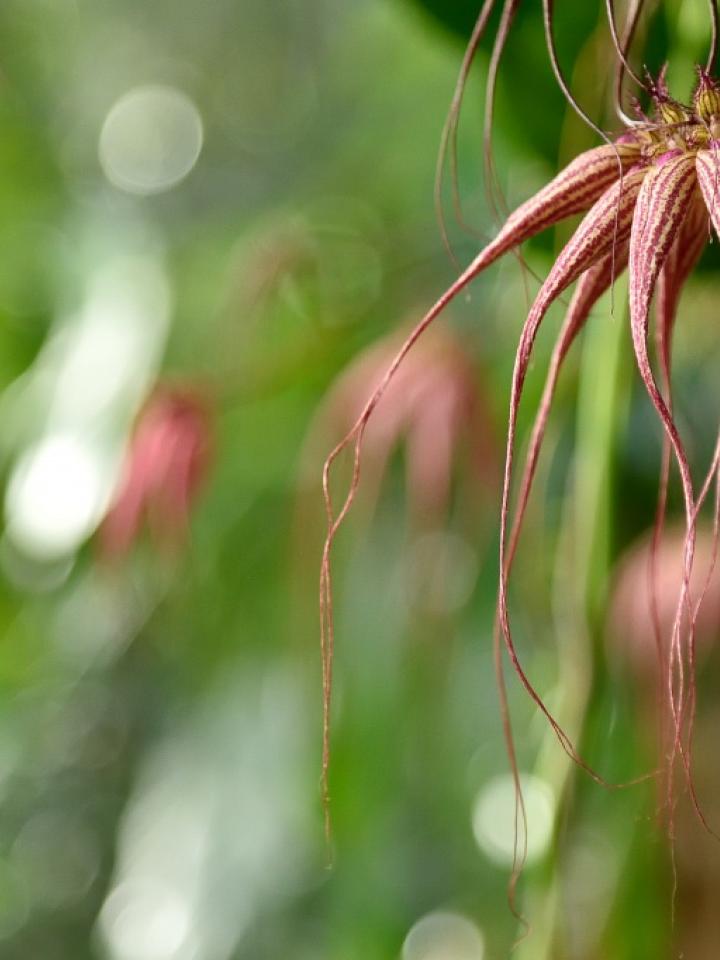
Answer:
(0, 1, 719, 958)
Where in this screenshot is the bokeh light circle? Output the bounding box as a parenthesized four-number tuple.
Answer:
(472, 773, 555, 868)
(99, 879, 192, 960)
(5, 434, 112, 559)
(402, 911, 485, 960)
(99, 85, 203, 195)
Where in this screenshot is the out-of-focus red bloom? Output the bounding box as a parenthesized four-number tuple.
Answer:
(100, 386, 212, 559)
(610, 524, 720, 950)
(309, 326, 497, 528)
(609, 525, 720, 677)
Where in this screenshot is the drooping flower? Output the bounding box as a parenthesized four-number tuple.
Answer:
(609, 523, 720, 944)
(306, 325, 496, 530)
(610, 525, 720, 680)
(100, 385, 212, 559)
(320, 63, 720, 830)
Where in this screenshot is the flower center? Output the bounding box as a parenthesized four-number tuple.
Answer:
(637, 67, 720, 158)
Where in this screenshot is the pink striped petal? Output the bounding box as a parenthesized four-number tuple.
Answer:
(496, 170, 645, 758)
(629, 154, 698, 391)
(655, 190, 708, 387)
(505, 242, 630, 576)
(696, 147, 720, 236)
(485, 140, 641, 269)
(628, 152, 700, 780)
(514, 165, 646, 383)
(628, 155, 697, 510)
(650, 192, 708, 709)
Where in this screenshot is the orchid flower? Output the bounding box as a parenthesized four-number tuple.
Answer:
(611, 525, 720, 680)
(100, 386, 212, 560)
(319, 21, 720, 842)
(306, 326, 496, 531)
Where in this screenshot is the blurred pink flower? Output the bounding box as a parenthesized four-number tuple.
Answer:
(609, 525, 720, 677)
(308, 326, 497, 528)
(609, 526, 720, 870)
(100, 386, 212, 559)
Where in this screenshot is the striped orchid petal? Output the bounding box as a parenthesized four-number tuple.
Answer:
(628, 153, 700, 778)
(651, 191, 708, 629)
(497, 171, 645, 757)
(498, 252, 634, 795)
(629, 153, 697, 446)
(628, 155, 698, 583)
(514, 164, 646, 389)
(400, 143, 643, 348)
(647, 193, 708, 759)
(506, 244, 630, 576)
(655, 190, 709, 382)
(696, 147, 720, 235)
(482, 140, 641, 270)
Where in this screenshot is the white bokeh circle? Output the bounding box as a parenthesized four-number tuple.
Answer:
(99, 85, 203, 195)
(402, 911, 484, 960)
(472, 773, 555, 868)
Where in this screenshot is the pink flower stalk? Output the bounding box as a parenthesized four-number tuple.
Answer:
(100, 386, 212, 559)
(320, 58, 720, 839)
(308, 326, 496, 530)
